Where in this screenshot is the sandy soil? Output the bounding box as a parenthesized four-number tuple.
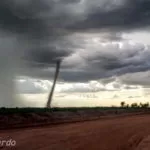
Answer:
(1, 114, 150, 150)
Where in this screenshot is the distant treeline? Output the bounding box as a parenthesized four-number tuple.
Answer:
(120, 101, 149, 108)
(0, 106, 149, 114)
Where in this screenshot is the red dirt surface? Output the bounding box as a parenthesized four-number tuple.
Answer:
(0, 109, 149, 130)
(1, 114, 150, 150)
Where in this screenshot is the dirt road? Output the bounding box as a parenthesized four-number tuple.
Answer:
(1, 114, 150, 150)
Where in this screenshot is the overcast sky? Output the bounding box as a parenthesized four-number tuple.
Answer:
(1, 0, 150, 107)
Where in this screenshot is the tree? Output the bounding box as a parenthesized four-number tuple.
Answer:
(120, 101, 125, 107)
(131, 103, 138, 108)
(139, 102, 149, 108)
(125, 104, 129, 108)
(46, 60, 61, 108)
(143, 102, 149, 108)
(139, 102, 143, 108)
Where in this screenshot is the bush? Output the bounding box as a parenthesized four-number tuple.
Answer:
(131, 103, 138, 108)
(139, 102, 149, 108)
(125, 104, 129, 108)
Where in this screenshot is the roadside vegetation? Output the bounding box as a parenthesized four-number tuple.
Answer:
(0, 101, 149, 115)
(120, 101, 149, 108)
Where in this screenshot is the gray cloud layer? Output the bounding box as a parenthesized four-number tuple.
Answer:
(69, 0, 150, 31)
(1, 0, 150, 76)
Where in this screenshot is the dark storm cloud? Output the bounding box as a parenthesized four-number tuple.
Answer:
(25, 46, 70, 65)
(59, 41, 150, 82)
(1, 0, 150, 70)
(0, 0, 81, 39)
(0, 0, 52, 37)
(18, 39, 150, 83)
(0, 0, 78, 68)
(69, 0, 150, 32)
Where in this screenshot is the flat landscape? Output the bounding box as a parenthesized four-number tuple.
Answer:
(1, 108, 150, 150)
(1, 0, 150, 150)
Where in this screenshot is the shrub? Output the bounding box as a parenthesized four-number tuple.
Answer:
(131, 103, 138, 108)
(125, 104, 129, 108)
(139, 102, 149, 108)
